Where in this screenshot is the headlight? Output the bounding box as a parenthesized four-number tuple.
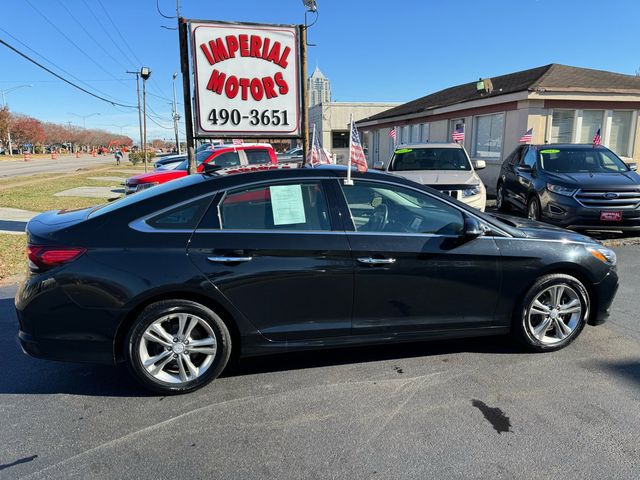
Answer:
(546, 183, 577, 197)
(462, 185, 481, 197)
(587, 246, 617, 266)
(136, 182, 159, 192)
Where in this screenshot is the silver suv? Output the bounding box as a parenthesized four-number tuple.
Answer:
(376, 143, 487, 210)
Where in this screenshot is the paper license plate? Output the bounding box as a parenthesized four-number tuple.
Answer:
(600, 211, 623, 221)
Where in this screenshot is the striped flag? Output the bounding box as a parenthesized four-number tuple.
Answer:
(452, 125, 465, 142)
(593, 128, 601, 146)
(350, 121, 368, 172)
(309, 125, 332, 166)
(389, 128, 397, 141)
(519, 128, 533, 143)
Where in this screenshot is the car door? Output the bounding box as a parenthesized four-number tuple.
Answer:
(336, 179, 501, 334)
(187, 178, 353, 341)
(501, 145, 526, 207)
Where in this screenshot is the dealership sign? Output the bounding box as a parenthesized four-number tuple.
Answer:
(190, 21, 301, 138)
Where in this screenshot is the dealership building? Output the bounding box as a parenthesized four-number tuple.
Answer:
(356, 64, 640, 194)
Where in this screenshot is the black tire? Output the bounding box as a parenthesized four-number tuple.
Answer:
(125, 299, 232, 394)
(513, 273, 590, 352)
(527, 196, 541, 221)
(496, 183, 510, 212)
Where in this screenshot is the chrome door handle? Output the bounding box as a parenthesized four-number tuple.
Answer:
(357, 257, 396, 265)
(207, 256, 253, 263)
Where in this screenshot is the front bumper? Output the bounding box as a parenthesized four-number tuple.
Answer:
(590, 269, 619, 325)
(541, 191, 640, 230)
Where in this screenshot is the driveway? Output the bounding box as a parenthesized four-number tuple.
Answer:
(1, 248, 638, 479)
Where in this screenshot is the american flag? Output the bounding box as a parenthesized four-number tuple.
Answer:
(350, 122, 368, 172)
(593, 128, 601, 146)
(388, 128, 396, 140)
(232, 139, 243, 145)
(452, 125, 465, 142)
(309, 130, 332, 166)
(519, 128, 533, 143)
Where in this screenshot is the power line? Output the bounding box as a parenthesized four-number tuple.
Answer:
(56, 0, 131, 72)
(83, 0, 138, 68)
(0, 37, 137, 108)
(156, 0, 177, 19)
(0, 26, 129, 103)
(24, 0, 130, 89)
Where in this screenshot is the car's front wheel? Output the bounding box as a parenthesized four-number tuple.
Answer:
(125, 300, 232, 394)
(515, 274, 589, 352)
(527, 196, 541, 221)
(496, 183, 510, 212)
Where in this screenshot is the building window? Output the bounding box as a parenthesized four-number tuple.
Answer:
(550, 110, 575, 143)
(410, 124, 420, 142)
(332, 131, 349, 149)
(610, 111, 633, 157)
(472, 113, 504, 159)
(421, 123, 430, 142)
(579, 110, 604, 143)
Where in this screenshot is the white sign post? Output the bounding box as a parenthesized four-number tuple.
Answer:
(190, 21, 302, 138)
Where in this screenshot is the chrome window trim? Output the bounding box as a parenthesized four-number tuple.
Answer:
(129, 191, 218, 233)
(334, 177, 512, 238)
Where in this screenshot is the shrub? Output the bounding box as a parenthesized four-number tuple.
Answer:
(128, 151, 156, 165)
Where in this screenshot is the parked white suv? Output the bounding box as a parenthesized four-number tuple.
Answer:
(376, 143, 487, 211)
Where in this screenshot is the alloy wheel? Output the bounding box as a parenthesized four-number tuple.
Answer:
(526, 284, 582, 345)
(138, 313, 217, 384)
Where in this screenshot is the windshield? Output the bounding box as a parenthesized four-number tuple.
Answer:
(539, 148, 629, 173)
(281, 147, 301, 155)
(389, 147, 471, 171)
(175, 150, 213, 171)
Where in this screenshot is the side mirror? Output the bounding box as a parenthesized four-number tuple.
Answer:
(373, 161, 385, 170)
(626, 162, 637, 171)
(462, 215, 485, 240)
(473, 160, 486, 170)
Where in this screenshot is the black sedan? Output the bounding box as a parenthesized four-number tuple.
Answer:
(496, 144, 640, 231)
(16, 167, 619, 394)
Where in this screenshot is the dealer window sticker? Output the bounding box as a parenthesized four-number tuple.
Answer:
(270, 184, 306, 225)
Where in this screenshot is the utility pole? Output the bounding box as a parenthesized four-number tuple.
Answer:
(172, 72, 181, 154)
(140, 67, 152, 173)
(126, 70, 144, 159)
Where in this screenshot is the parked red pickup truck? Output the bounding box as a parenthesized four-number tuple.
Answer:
(125, 143, 287, 194)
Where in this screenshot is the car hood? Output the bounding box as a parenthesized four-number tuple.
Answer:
(390, 170, 480, 187)
(489, 214, 598, 244)
(544, 170, 640, 189)
(127, 169, 186, 184)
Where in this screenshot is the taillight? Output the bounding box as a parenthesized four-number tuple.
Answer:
(27, 245, 86, 270)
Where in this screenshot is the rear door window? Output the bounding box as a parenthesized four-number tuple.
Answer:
(147, 196, 212, 230)
(211, 151, 241, 168)
(219, 181, 331, 231)
(245, 149, 273, 165)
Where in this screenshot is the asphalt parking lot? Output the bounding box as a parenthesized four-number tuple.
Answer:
(1, 247, 639, 479)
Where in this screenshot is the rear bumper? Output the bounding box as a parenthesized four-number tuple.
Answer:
(17, 329, 115, 365)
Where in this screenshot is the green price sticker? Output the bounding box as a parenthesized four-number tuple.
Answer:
(540, 149, 560, 154)
(395, 148, 413, 154)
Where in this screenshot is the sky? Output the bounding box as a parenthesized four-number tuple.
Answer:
(1, 0, 640, 142)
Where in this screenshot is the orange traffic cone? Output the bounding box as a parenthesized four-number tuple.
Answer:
(92, 150, 97, 157)
(75, 151, 80, 158)
(51, 151, 58, 160)
(23, 152, 30, 162)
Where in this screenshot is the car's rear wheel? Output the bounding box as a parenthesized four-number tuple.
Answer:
(514, 274, 589, 352)
(496, 183, 510, 212)
(527, 196, 541, 221)
(125, 300, 232, 394)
